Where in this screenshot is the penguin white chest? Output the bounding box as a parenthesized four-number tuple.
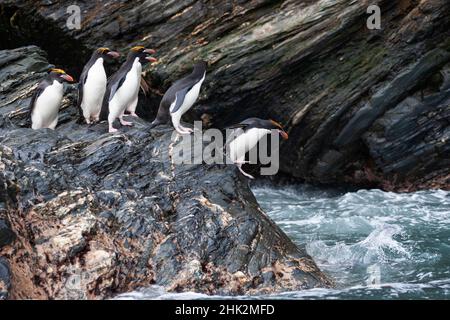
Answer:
(109, 59, 141, 116)
(31, 80, 64, 130)
(228, 128, 271, 162)
(171, 73, 205, 116)
(81, 58, 107, 117)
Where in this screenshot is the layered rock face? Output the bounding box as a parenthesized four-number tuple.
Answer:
(1, 0, 449, 190)
(0, 46, 331, 299)
(0, 0, 449, 300)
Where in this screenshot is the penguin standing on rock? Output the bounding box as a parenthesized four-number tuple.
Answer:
(100, 46, 156, 133)
(29, 68, 74, 130)
(151, 61, 207, 134)
(77, 47, 120, 124)
(226, 118, 289, 179)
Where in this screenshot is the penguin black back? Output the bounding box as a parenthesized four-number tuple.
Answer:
(227, 118, 285, 131)
(225, 118, 289, 143)
(28, 77, 52, 120)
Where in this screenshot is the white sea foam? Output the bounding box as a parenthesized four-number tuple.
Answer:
(114, 185, 450, 300)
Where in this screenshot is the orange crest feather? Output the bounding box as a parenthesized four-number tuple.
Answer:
(131, 46, 145, 52)
(50, 68, 66, 74)
(97, 47, 110, 53)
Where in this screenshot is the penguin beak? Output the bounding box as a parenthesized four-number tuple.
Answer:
(107, 51, 120, 58)
(146, 56, 157, 63)
(61, 74, 74, 82)
(278, 129, 289, 140)
(144, 49, 156, 54)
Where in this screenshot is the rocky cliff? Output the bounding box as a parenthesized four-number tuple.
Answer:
(0, 0, 449, 300)
(0, 46, 332, 299)
(1, 0, 449, 190)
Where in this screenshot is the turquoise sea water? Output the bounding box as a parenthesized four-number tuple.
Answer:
(116, 184, 450, 300)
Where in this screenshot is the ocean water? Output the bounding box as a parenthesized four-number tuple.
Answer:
(116, 184, 450, 300)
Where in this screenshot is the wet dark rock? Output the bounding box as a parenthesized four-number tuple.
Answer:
(0, 46, 52, 128)
(0, 46, 331, 299)
(334, 49, 450, 147)
(0, 126, 332, 299)
(363, 91, 450, 190)
(0, 257, 11, 300)
(0, 219, 16, 249)
(1, 0, 448, 190)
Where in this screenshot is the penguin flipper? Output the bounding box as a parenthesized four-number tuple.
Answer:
(99, 73, 126, 121)
(76, 63, 93, 122)
(223, 122, 253, 151)
(109, 74, 126, 103)
(170, 87, 190, 114)
(28, 80, 48, 120)
(76, 82, 84, 120)
(224, 126, 249, 151)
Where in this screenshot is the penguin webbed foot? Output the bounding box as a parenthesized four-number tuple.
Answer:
(109, 126, 118, 133)
(176, 125, 194, 135)
(175, 128, 189, 135)
(237, 165, 255, 179)
(174, 125, 193, 135)
(119, 117, 133, 127)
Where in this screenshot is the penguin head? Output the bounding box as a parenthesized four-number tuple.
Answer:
(129, 46, 157, 64)
(96, 47, 120, 60)
(268, 119, 289, 140)
(49, 68, 74, 83)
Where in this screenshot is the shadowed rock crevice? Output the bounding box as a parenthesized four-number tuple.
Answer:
(0, 3, 92, 76)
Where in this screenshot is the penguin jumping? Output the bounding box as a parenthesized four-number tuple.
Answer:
(151, 61, 207, 134)
(77, 47, 120, 124)
(29, 68, 74, 130)
(100, 46, 156, 133)
(226, 118, 289, 179)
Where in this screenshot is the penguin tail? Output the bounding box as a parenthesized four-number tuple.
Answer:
(149, 119, 164, 129)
